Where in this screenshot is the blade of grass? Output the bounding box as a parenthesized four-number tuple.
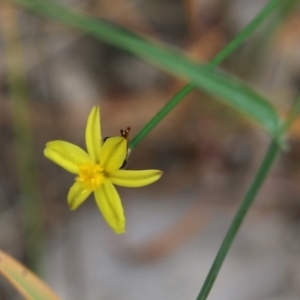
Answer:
(130, 0, 285, 149)
(0, 249, 60, 300)
(12, 0, 283, 138)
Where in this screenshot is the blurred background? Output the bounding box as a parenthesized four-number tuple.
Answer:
(1, 0, 300, 299)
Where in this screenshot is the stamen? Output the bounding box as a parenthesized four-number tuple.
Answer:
(76, 163, 105, 190)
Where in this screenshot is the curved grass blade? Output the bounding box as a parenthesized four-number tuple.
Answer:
(0, 250, 60, 300)
(12, 0, 283, 137)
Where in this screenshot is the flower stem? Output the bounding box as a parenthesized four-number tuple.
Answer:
(196, 3, 299, 298)
(130, 82, 194, 150)
(130, 0, 282, 149)
(196, 139, 279, 299)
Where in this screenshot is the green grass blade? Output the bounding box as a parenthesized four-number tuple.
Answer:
(12, 0, 283, 137)
(0, 250, 60, 300)
(130, 0, 285, 149)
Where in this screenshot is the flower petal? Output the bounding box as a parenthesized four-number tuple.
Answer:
(94, 180, 125, 234)
(109, 169, 163, 187)
(100, 137, 127, 172)
(85, 106, 101, 163)
(44, 141, 91, 174)
(67, 181, 92, 210)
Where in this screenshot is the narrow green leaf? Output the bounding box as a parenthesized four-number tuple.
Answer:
(12, 0, 283, 137)
(130, 0, 285, 149)
(0, 250, 60, 300)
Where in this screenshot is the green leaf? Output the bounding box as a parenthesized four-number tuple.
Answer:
(0, 250, 60, 300)
(12, 0, 283, 137)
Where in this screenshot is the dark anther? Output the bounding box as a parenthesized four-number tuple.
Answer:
(120, 127, 131, 140)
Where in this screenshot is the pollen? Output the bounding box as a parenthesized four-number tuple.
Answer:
(76, 163, 105, 190)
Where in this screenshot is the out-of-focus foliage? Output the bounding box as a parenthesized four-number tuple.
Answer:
(0, 250, 60, 300)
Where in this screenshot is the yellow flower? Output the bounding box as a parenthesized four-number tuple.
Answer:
(44, 106, 162, 234)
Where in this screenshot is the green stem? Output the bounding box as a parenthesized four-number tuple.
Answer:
(130, 83, 194, 149)
(196, 139, 279, 299)
(130, 0, 282, 149)
(196, 91, 300, 300)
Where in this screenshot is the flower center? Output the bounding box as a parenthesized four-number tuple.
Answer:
(76, 163, 105, 190)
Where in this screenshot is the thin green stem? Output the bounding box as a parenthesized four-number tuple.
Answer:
(130, 0, 282, 149)
(195, 12, 298, 298)
(130, 83, 194, 149)
(11, 0, 282, 140)
(196, 139, 279, 299)
(196, 90, 300, 300)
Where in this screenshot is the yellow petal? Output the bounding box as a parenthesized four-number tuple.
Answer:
(109, 169, 163, 187)
(85, 106, 102, 163)
(94, 180, 125, 234)
(67, 181, 92, 210)
(100, 137, 127, 173)
(44, 141, 91, 174)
